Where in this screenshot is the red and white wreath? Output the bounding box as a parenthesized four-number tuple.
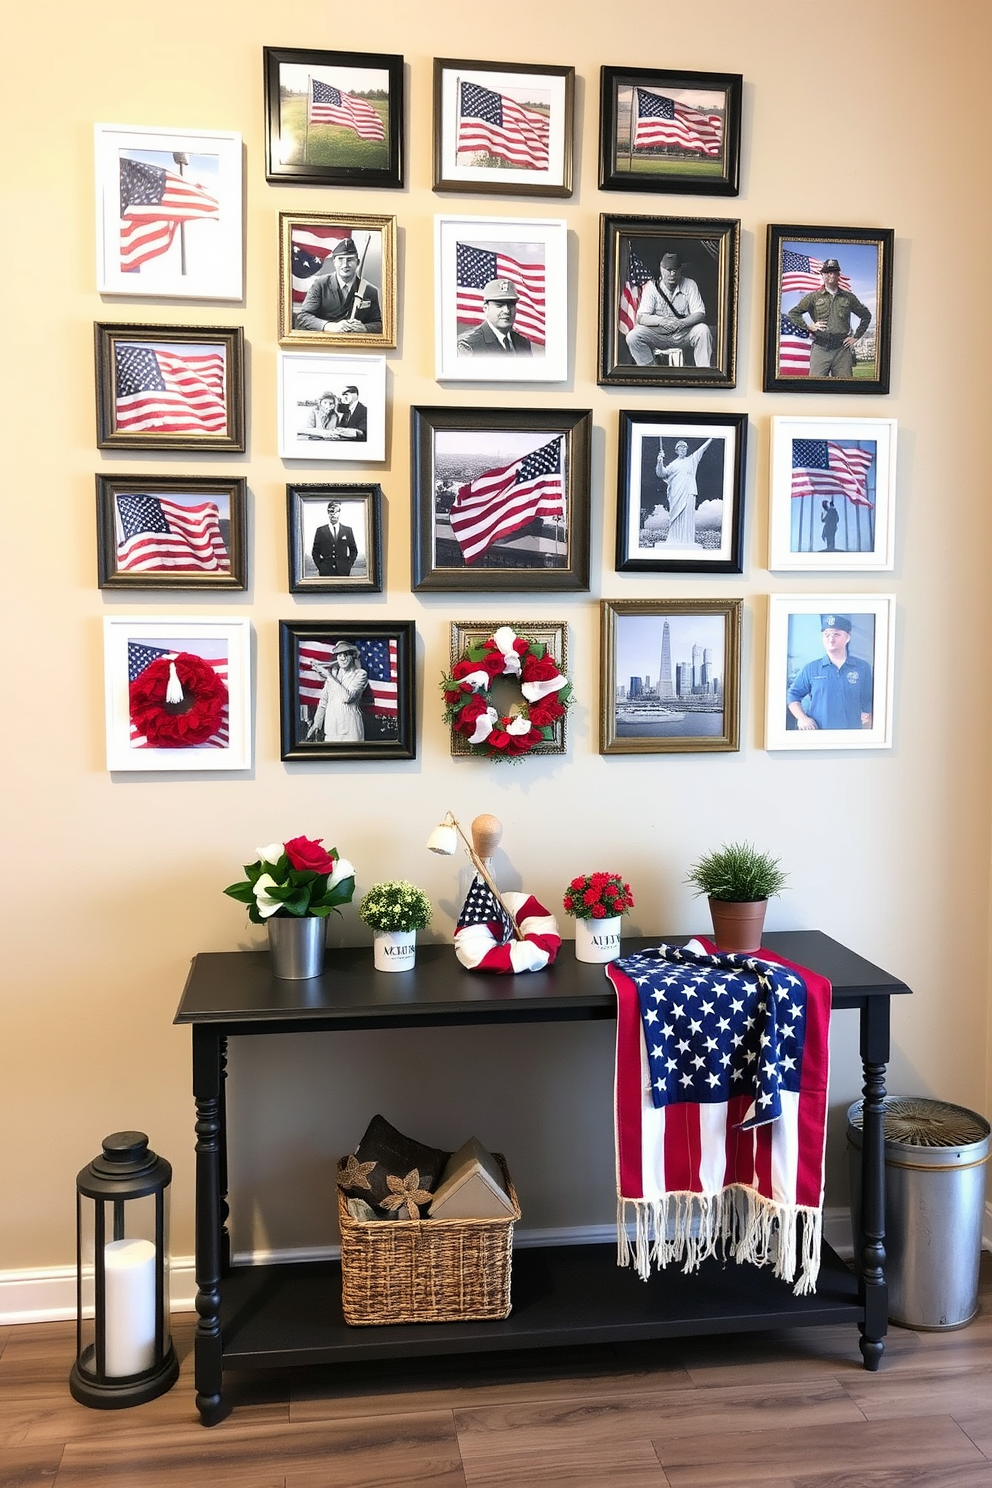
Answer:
(441, 626, 572, 761)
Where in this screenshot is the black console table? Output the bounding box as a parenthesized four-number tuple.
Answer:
(175, 931, 910, 1426)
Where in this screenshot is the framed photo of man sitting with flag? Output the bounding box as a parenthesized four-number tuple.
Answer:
(410, 407, 591, 593)
(598, 67, 742, 197)
(264, 48, 403, 188)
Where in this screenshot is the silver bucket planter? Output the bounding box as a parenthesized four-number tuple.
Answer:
(267, 916, 326, 979)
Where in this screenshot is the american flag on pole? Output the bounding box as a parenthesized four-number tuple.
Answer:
(127, 643, 229, 749)
(778, 314, 814, 376)
(290, 224, 354, 310)
(791, 440, 875, 507)
(114, 343, 228, 435)
(455, 242, 546, 344)
(308, 78, 385, 140)
(619, 248, 653, 335)
(298, 638, 398, 718)
(115, 493, 229, 573)
(781, 250, 852, 296)
(119, 157, 219, 272)
(457, 80, 550, 170)
(449, 436, 564, 565)
(608, 940, 831, 1295)
(633, 89, 723, 158)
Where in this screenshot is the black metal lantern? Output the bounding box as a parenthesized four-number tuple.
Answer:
(70, 1132, 179, 1409)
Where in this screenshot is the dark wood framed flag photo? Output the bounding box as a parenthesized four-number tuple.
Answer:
(433, 58, 574, 196)
(97, 475, 247, 589)
(264, 48, 403, 187)
(410, 406, 591, 593)
(279, 620, 416, 761)
(95, 324, 245, 452)
(598, 67, 742, 196)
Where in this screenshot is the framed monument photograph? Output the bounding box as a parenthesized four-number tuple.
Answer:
(763, 224, 894, 394)
(95, 324, 245, 452)
(433, 57, 574, 197)
(97, 474, 247, 589)
(600, 598, 742, 755)
(616, 410, 747, 575)
(598, 67, 742, 196)
(765, 595, 895, 751)
(264, 47, 403, 188)
(434, 214, 567, 382)
(279, 212, 396, 348)
(599, 214, 739, 387)
(277, 353, 386, 462)
(95, 123, 243, 300)
(410, 406, 591, 593)
(279, 620, 416, 762)
(769, 417, 897, 572)
(103, 616, 252, 772)
(287, 483, 382, 594)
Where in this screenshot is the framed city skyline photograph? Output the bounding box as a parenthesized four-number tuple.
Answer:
(279, 212, 396, 348)
(433, 57, 574, 196)
(94, 123, 243, 300)
(264, 47, 403, 187)
(765, 595, 896, 751)
(598, 67, 742, 196)
(769, 417, 898, 572)
(103, 616, 252, 772)
(616, 410, 747, 574)
(600, 598, 742, 755)
(97, 475, 247, 589)
(279, 620, 416, 761)
(763, 224, 894, 394)
(95, 324, 245, 452)
(434, 214, 567, 382)
(287, 483, 382, 594)
(599, 214, 739, 387)
(410, 406, 591, 592)
(278, 353, 386, 462)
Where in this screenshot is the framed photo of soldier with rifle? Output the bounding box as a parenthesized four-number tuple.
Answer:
(279, 212, 396, 348)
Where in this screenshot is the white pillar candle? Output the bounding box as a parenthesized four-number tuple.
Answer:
(103, 1237, 157, 1377)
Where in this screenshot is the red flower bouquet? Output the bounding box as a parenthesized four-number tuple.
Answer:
(562, 872, 635, 921)
(224, 836, 356, 923)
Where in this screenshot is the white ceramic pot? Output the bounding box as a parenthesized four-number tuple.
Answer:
(373, 930, 416, 972)
(573, 915, 622, 964)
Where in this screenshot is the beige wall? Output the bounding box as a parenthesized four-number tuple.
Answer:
(2, 0, 991, 1271)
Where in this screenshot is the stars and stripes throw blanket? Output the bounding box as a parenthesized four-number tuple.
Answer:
(607, 939, 831, 1295)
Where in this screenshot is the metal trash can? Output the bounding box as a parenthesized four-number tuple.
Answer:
(848, 1097, 990, 1330)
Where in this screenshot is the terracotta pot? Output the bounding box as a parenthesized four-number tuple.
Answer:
(707, 897, 767, 953)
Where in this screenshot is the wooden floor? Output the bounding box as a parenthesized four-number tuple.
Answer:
(4, 1256, 992, 1488)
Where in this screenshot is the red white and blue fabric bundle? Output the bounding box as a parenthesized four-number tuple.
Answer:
(454, 874, 561, 975)
(607, 939, 831, 1295)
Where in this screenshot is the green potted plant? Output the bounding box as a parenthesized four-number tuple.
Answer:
(358, 880, 433, 972)
(684, 842, 788, 952)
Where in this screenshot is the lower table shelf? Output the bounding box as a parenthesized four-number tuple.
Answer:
(219, 1241, 861, 1371)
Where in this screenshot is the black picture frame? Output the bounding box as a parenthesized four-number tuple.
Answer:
(94, 324, 245, 452)
(410, 406, 591, 592)
(616, 411, 748, 575)
(97, 475, 247, 589)
(287, 483, 382, 594)
(600, 598, 742, 755)
(264, 47, 404, 188)
(599, 67, 742, 196)
(763, 224, 894, 394)
(432, 57, 574, 197)
(598, 214, 739, 388)
(279, 620, 416, 762)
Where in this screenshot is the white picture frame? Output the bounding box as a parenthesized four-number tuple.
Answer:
(769, 417, 897, 571)
(103, 617, 252, 772)
(95, 124, 243, 300)
(435, 215, 568, 383)
(278, 353, 386, 462)
(765, 595, 895, 751)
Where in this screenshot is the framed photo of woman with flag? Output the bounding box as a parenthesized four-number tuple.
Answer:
(433, 58, 574, 197)
(411, 407, 591, 593)
(599, 67, 742, 196)
(264, 48, 403, 188)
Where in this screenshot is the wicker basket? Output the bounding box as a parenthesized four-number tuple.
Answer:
(336, 1153, 520, 1326)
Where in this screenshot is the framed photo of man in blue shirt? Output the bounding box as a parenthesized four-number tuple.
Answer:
(765, 595, 895, 751)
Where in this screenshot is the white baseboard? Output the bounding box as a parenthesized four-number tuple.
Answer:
(7, 1206, 984, 1328)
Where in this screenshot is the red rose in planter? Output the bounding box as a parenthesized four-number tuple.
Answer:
(284, 836, 336, 874)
